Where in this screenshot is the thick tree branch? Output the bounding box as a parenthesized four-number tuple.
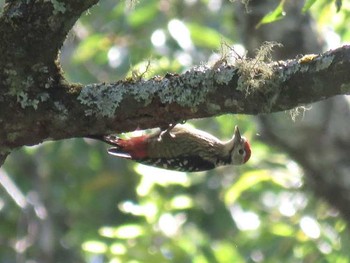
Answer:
(0, 0, 98, 63)
(72, 46, 350, 134)
(0, 0, 98, 155)
(2, 45, 350, 151)
(1, 1, 350, 162)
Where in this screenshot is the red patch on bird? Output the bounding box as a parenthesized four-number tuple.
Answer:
(118, 136, 148, 159)
(243, 141, 251, 163)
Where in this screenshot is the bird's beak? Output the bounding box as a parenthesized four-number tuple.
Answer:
(233, 125, 242, 145)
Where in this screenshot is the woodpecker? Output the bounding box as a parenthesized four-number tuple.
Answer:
(98, 124, 251, 172)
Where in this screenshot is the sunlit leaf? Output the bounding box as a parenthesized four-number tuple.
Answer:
(225, 170, 272, 204)
(73, 34, 110, 63)
(257, 0, 285, 27)
(213, 241, 245, 263)
(169, 195, 193, 209)
(110, 2, 125, 18)
(127, 1, 158, 28)
(302, 0, 318, 12)
(135, 164, 190, 196)
(187, 23, 228, 49)
(110, 243, 127, 255)
(82, 240, 108, 253)
(99, 225, 144, 239)
(335, 220, 347, 232)
(270, 223, 294, 237)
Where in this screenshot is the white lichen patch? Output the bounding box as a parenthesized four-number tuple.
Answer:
(38, 92, 50, 102)
(45, 77, 55, 89)
(158, 65, 213, 107)
(299, 64, 309, 73)
(124, 61, 159, 106)
(130, 79, 159, 106)
(32, 63, 49, 73)
(78, 83, 124, 117)
(54, 101, 68, 120)
(278, 61, 300, 82)
(206, 102, 221, 113)
(17, 91, 40, 109)
(215, 67, 236, 85)
(45, 0, 66, 15)
(4, 63, 51, 109)
(224, 98, 240, 108)
(315, 55, 334, 71)
(7, 132, 21, 143)
(19, 93, 48, 109)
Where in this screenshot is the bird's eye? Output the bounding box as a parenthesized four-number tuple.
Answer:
(238, 149, 245, 155)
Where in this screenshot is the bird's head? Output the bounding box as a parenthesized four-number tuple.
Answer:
(229, 126, 251, 165)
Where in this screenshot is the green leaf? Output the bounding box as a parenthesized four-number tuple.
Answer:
(302, 0, 318, 12)
(225, 170, 272, 204)
(335, 0, 342, 12)
(169, 195, 193, 209)
(213, 241, 245, 263)
(99, 224, 144, 239)
(127, 1, 158, 28)
(81, 240, 108, 253)
(187, 23, 229, 49)
(270, 223, 295, 237)
(73, 34, 110, 63)
(257, 0, 285, 27)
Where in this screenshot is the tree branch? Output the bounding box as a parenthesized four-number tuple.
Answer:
(0, 0, 98, 63)
(73, 45, 350, 133)
(1, 1, 350, 159)
(2, 45, 350, 151)
(0, 0, 98, 153)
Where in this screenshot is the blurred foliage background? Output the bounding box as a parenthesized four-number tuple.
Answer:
(1, 0, 350, 262)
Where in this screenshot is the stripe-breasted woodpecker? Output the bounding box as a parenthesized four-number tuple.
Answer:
(96, 124, 251, 172)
